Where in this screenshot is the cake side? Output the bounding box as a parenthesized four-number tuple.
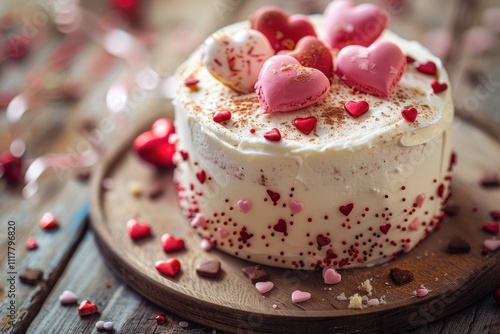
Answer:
(173, 17, 454, 269)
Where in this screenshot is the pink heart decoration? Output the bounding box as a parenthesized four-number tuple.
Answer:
(255, 281, 274, 294)
(288, 199, 304, 214)
(39, 212, 58, 229)
(26, 237, 38, 250)
(237, 199, 252, 214)
(202, 29, 274, 94)
(291, 290, 311, 303)
(322, 267, 342, 285)
(324, 0, 388, 50)
(483, 222, 499, 234)
(59, 290, 78, 304)
(218, 227, 229, 239)
(200, 238, 213, 251)
(126, 219, 152, 240)
(402, 107, 418, 122)
(190, 213, 208, 228)
(416, 193, 426, 208)
(155, 258, 181, 277)
(409, 217, 420, 231)
(251, 6, 316, 53)
(484, 238, 500, 251)
(161, 233, 185, 253)
(255, 55, 330, 113)
(279, 36, 333, 79)
(336, 41, 406, 98)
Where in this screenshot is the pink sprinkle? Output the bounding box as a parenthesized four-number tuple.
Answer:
(184, 78, 199, 86)
(200, 238, 213, 251)
(26, 237, 38, 250)
(190, 213, 207, 228)
(409, 217, 420, 231)
(255, 281, 274, 294)
(416, 193, 426, 208)
(272, 304, 277, 309)
(416, 288, 429, 297)
(291, 290, 311, 303)
(403, 242, 413, 253)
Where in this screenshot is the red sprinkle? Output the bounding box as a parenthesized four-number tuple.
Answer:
(39, 212, 58, 229)
(213, 111, 232, 123)
(339, 203, 354, 216)
(293, 116, 317, 135)
(155, 313, 167, 324)
(264, 128, 282, 142)
(344, 100, 369, 118)
(380, 224, 391, 235)
(406, 56, 415, 63)
(402, 107, 418, 122)
(482, 222, 499, 235)
(431, 80, 448, 94)
(26, 237, 38, 250)
(196, 170, 206, 184)
(184, 78, 199, 86)
(266, 189, 281, 203)
(416, 61, 437, 75)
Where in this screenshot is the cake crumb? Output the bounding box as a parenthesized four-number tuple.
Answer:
(348, 293, 363, 309)
(128, 181, 143, 197)
(358, 278, 373, 296)
(336, 292, 348, 301)
(379, 295, 387, 304)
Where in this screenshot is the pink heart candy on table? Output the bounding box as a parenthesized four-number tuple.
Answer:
(335, 41, 406, 98)
(255, 281, 274, 294)
(484, 238, 500, 251)
(237, 199, 252, 214)
(322, 267, 342, 285)
(250, 6, 316, 53)
(202, 29, 274, 94)
(255, 55, 330, 113)
(59, 290, 78, 304)
(324, 0, 388, 50)
(291, 290, 311, 303)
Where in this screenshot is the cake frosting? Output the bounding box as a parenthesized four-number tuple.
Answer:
(173, 15, 454, 269)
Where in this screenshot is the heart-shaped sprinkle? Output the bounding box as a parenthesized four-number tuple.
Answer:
(161, 233, 185, 253)
(126, 219, 152, 240)
(59, 290, 78, 304)
(263, 128, 282, 142)
(416, 193, 426, 208)
(202, 29, 274, 94)
(134, 118, 176, 168)
(344, 100, 369, 118)
(484, 238, 500, 251)
(218, 227, 229, 239)
(291, 290, 311, 303)
(251, 6, 316, 52)
(406, 56, 415, 63)
(326, 249, 338, 259)
(255, 281, 274, 294)
(255, 55, 330, 113)
(40, 212, 58, 229)
(322, 267, 342, 285)
(213, 111, 231, 123)
(196, 260, 221, 278)
(336, 41, 406, 98)
(316, 234, 331, 247)
(279, 36, 333, 79)
(390, 268, 414, 286)
(237, 199, 252, 214)
(196, 170, 206, 184)
(241, 265, 270, 283)
(266, 189, 280, 203)
(491, 210, 500, 221)
(190, 213, 208, 228)
(200, 238, 213, 251)
(288, 199, 303, 214)
(483, 222, 499, 234)
(155, 314, 167, 324)
(179, 150, 189, 161)
(78, 300, 98, 316)
(240, 230, 252, 242)
(431, 80, 448, 94)
(293, 116, 317, 135)
(409, 217, 420, 231)
(324, 0, 388, 50)
(26, 237, 38, 250)
(416, 288, 429, 297)
(403, 242, 413, 253)
(416, 61, 437, 75)
(339, 203, 354, 216)
(273, 219, 287, 233)
(0, 151, 23, 186)
(402, 107, 418, 122)
(155, 258, 181, 277)
(380, 224, 391, 235)
(447, 237, 471, 254)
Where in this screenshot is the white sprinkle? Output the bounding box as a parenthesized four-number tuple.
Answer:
(103, 322, 114, 330)
(336, 292, 347, 301)
(367, 298, 380, 306)
(179, 321, 189, 328)
(272, 304, 277, 309)
(379, 295, 387, 304)
(95, 321, 105, 329)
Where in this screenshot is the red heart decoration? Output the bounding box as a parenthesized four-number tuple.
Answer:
(126, 219, 151, 240)
(155, 258, 181, 277)
(179, 150, 189, 161)
(431, 80, 448, 94)
(0, 151, 23, 186)
(251, 6, 316, 52)
(161, 233, 186, 252)
(213, 111, 231, 123)
(326, 249, 338, 259)
(402, 107, 418, 122)
(240, 230, 252, 242)
(196, 170, 206, 184)
(155, 313, 167, 324)
(134, 118, 176, 168)
(339, 203, 354, 216)
(40, 212, 58, 229)
(279, 36, 333, 79)
(483, 222, 499, 235)
(380, 224, 391, 235)
(491, 210, 500, 221)
(26, 237, 38, 250)
(273, 219, 287, 233)
(264, 128, 282, 142)
(78, 300, 98, 316)
(344, 100, 370, 118)
(317, 234, 331, 247)
(293, 116, 317, 135)
(266, 189, 281, 203)
(324, 0, 388, 50)
(416, 61, 437, 75)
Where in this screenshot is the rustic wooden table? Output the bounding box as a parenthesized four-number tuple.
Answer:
(1, 0, 499, 333)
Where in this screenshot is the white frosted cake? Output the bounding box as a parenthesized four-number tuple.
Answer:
(173, 3, 454, 269)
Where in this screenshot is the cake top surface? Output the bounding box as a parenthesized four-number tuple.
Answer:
(175, 15, 453, 153)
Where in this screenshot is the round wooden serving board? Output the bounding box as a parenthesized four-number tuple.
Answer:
(90, 113, 500, 334)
